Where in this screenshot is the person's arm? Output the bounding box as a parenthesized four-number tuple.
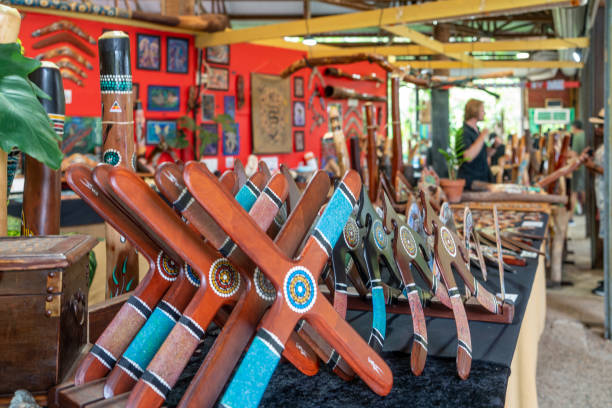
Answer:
(463, 129, 488, 162)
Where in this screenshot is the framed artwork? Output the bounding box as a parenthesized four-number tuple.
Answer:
(200, 123, 219, 156)
(167, 37, 189, 73)
(251, 73, 292, 154)
(62, 116, 101, 155)
(208, 66, 229, 91)
(293, 101, 306, 127)
(224, 95, 236, 120)
(294, 130, 304, 152)
(223, 123, 240, 156)
(147, 85, 180, 111)
(293, 76, 304, 98)
(146, 120, 177, 145)
(201, 94, 215, 121)
(137, 34, 160, 71)
(132, 83, 140, 101)
(206, 45, 230, 65)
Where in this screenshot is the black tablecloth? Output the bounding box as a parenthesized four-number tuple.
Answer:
(166, 215, 547, 408)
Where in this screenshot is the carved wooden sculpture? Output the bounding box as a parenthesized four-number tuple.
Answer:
(66, 164, 176, 385)
(98, 31, 138, 299)
(22, 61, 64, 236)
(107, 168, 295, 407)
(102, 166, 247, 397)
(164, 164, 328, 408)
(183, 165, 393, 407)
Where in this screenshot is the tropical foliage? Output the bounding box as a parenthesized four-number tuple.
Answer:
(438, 127, 466, 180)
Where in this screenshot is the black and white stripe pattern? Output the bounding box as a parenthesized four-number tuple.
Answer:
(245, 180, 261, 197)
(117, 356, 144, 380)
(257, 328, 285, 357)
(338, 182, 357, 207)
(179, 315, 206, 340)
(295, 320, 306, 332)
(142, 370, 172, 399)
(326, 350, 341, 369)
(413, 333, 428, 351)
(368, 328, 384, 350)
(158, 300, 181, 322)
(90, 344, 116, 369)
(263, 186, 283, 208)
(458, 340, 472, 358)
(126, 296, 152, 320)
(218, 236, 237, 257)
(403, 282, 418, 295)
(448, 287, 461, 298)
(335, 282, 348, 294)
(367, 278, 382, 290)
(474, 280, 479, 297)
(172, 188, 194, 213)
(313, 229, 332, 257)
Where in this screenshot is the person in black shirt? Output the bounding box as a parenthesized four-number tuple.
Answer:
(457, 98, 492, 189)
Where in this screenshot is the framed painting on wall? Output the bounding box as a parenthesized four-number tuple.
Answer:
(146, 120, 177, 145)
(202, 94, 215, 121)
(223, 123, 240, 156)
(208, 66, 229, 91)
(137, 34, 160, 71)
(224, 95, 236, 120)
(294, 130, 304, 152)
(200, 123, 219, 156)
(167, 37, 189, 73)
(62, 116, 102, 155)
(293, 101, 305, 127)
(293, 76, 304, 98)
(147, 85, 180, 111)
(206, 45, 230, 65)
(251, 73, 292, 154)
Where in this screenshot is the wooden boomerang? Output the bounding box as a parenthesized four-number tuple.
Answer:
(280, 164, 302, 214)
(493, 206, 506, 301)
(66, 164, 178, 384)
(32, 19, 96, 44)
(233, 159, 248, 188)
(32, 32, 96, 56)
(108, 169, 288, 408)
(463, 207, 489, 282)
(183, 165, 393, 407)
(155, 163, 323, 408)
(35, 46, 94, 70)
(102, 166, 242, 397)
(420, 190, 472, 380)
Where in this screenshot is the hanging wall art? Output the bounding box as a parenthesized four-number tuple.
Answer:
(251, 73, 292, 154)
(137, 33, 160, 70)
(167, 37, 189, 73)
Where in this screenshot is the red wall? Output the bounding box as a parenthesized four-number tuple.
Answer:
(19, 12, 387, 172)
(527, 72, 573, 108)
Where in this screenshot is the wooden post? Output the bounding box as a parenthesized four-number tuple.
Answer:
(98, 31, 139, 298)
(0, 5, 21, 236)
(431, 23, 450, 178)
(604, 0, 611, 339)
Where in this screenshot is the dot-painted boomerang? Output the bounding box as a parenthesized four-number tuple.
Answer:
(183, 165, 393, 408)
(379, 193, 429, 376)
(66, 164, 181, 385)
(420, 190, 472, 380)
(155, 163, 322, 408)
(439, 202, 503, 315)
(233, 158, 248, 188)
(102, 167, 261, 397)
(108, 168, 289, 408)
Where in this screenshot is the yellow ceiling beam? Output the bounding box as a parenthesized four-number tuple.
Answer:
(383, 24, 482, 67)
(250, 39, 341, 53)
(308, 37, 590, 57)
(396, 60, 584, 69)
(196, 0, 582, 47)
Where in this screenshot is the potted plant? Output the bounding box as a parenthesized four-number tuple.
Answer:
(1, 5, 64, 234)
(177, 113, 233, 160)
(438, 128, 467, 203)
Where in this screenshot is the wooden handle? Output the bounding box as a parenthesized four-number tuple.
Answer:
(450, 294, 472, 380)
(0, 4, 20, 43)
(390, 75, 402, 182)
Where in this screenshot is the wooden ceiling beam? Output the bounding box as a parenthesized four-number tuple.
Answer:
(196, 0, 583, 47)
(396, 60, 584, 69)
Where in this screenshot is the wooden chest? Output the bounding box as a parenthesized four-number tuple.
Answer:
(0, 235, 97, 396)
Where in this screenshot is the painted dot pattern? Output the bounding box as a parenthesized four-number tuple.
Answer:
(400, 226, 418, 258)
(284, 267, 317, 314)
(441, 226, 457, 257)
(372, 219, 387, 250)
(103, 149, 121, 166)
(254, 268, 276, 302)
(209, 258, 240, 298)
(184, 264, 200, 287)
(343, 217, 360, 249)
(156, 251, 179, 282)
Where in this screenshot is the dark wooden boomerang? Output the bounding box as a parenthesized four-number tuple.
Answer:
(183, 165, 392, 407)
(108, 168, 288, 408)
(155, 163, 322, 408)
(102, 166, 242, 397)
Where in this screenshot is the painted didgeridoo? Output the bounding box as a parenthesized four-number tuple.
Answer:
(22, 61, 64, 236)
(184, 166, 392, 407)
(98, 31, 138, 299)
(66, 164, 177, 384)
(103, 168, 262, 397)
(154, 164, 322, 407)
(109, 169, 288, 408)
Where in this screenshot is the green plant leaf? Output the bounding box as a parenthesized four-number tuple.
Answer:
(214, 113, 235, 131)
(0, 43, 40, 79)
(0, 74, 63, 169)
(177, 115, 197, 131)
